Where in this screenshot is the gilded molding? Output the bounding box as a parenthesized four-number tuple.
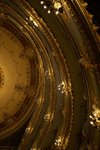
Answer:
(23, 1, 73, 149)
(76, 0, 100, 47)
(0, 0, 73, 149)
(37, 10, 73, 150)
(62, 0, 100, 86)
(0, 3, 44, 141)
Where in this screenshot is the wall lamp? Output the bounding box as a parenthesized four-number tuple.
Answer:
(40, 0, 63, 14)
(89, 108, 100, 132)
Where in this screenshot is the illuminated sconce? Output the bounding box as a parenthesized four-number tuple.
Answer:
(25, 15, 38, 28)
(37, 99, 41, 105)
(58, 82, 66, 93)
(40, 0, 63, 14)
(30, 16, 38, 27)
(25, 127, 30, 134)
(44, 114, 50, 121)
(89, 107, 100, 131)
(45, 70, 51, 79)
(55, 136, 62, 147)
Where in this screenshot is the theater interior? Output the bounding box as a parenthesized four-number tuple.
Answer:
(0, 0, 100, 150)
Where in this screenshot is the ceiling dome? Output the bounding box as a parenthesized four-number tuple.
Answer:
(0, 19, 39, 139)
(0, 0, 100, 150)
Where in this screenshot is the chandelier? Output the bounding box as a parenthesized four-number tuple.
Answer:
(89, 107, 100, 132)
(40, 0, 63, 14)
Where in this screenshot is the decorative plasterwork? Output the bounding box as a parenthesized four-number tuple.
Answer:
(0, 18, 40, 140)
(62, 0, 100, 87)
(0, 0, 99, 149)
(1, 0, 97, 149)
(76, 0, 100, 48)
(0, 27, 30, 122)
(5, 0, 74, 150)
(62, 0, 100, 47)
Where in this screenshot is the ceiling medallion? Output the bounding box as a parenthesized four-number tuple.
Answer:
(0, 67, 5, 92)
(0, 20, 38, 139)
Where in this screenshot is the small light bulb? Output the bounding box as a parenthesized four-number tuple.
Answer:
(26, 17, 28, 20)
(48, 10, 51, 13)
(40, 1, 44, 4)
(44, 5, 47, 9)
(56, 11, 59, 14)
(90, 121, 93, 125)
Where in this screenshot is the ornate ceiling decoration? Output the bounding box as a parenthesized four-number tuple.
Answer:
(0, 19, 39, 139)
(0, 1, 74, 149)
(0, 0, 100, 150)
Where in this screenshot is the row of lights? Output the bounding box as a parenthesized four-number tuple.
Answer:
(58, 82, 66, 93)
(40, 0, 63, 14)
(89, 109, 100, 132)
(45, 70, 51, 79)
(55, 136, 62, 147)
(37, 98, 42, 105)
(44, 114, 50, 121)
(22, 16, 38, 29)
(45, 72, 66, 93)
